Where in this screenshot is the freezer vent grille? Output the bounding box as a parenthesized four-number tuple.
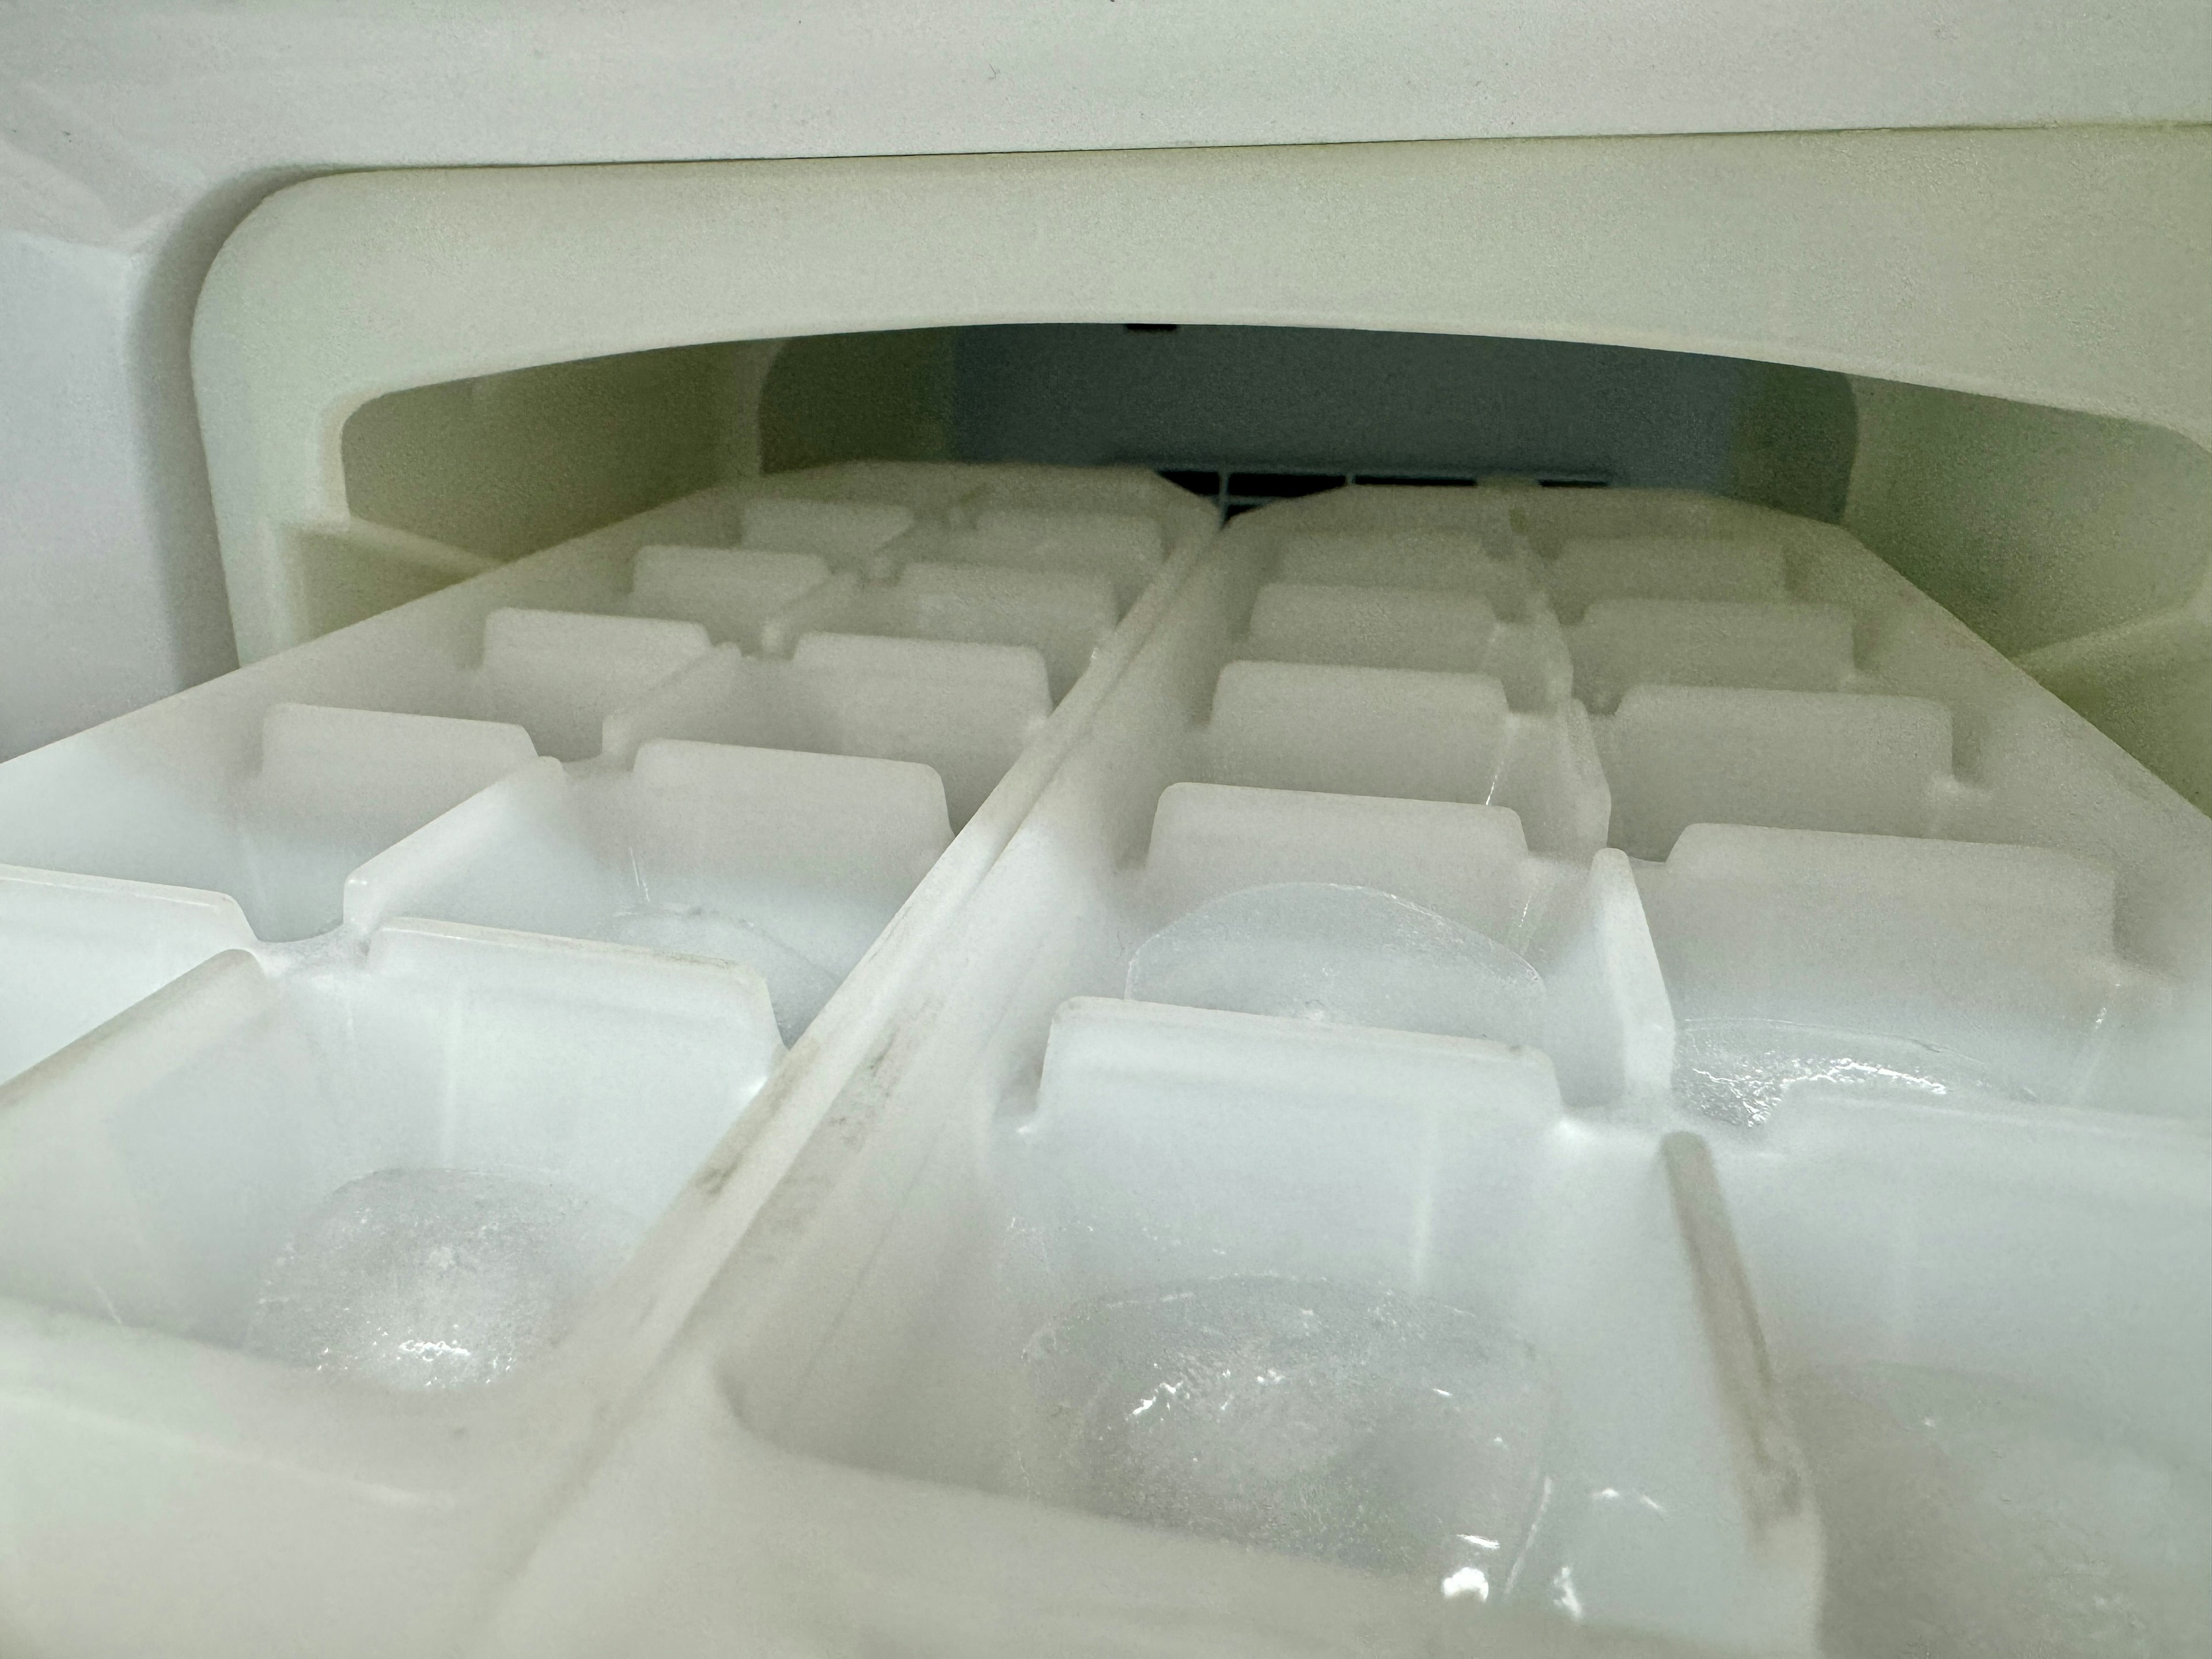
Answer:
(1152, 465, 1609, 517)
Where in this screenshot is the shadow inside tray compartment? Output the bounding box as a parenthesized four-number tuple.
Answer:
(753, 1001, 1817, 1653)
(1712, 1100, 2212, 1658)
(627, 546, 838, 651)
(0, 926, 779, 1389)
(1198, 660, 1610, 858)
(1236, 581, 1573, 712)
(0, 702, 541, 943)
(1268, 527, 1534, 613)
(760, 563, 1118, 700)
(735, 496, 919, 565)
(1566, 597, 1856, 713)
(1594, 684, 1956, 857)
(466, 608, 715, 761)
(1539, 536, 1790, 623)
(0, 868, 256, 1086)
(600, 637, 1051, 825)
(942, 507, 1166, 612)
(347, 739, 951, 1044)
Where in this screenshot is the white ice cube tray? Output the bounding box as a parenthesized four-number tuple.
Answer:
(0, 465, 2207, 1659)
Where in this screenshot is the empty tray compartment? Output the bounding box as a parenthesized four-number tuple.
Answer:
(1596, 684, 1956, 856)
(759, 563, 1118, 699)
(1538, 536, 1789, 622)
(1238, 581, 1572, 711)
(1269, 527, 1535, 611)
(943, 508, 1168, 611)
(1228, 501, 1569, 712)
(1567, 597, 1858, 713)
(1199, 659, 1610, 857)
(0, 702, 540, 940)
(625, 546, 839, 651)
(600, 634, 1052, 825)
(0, 868, 255, 1086)
(461, 609, 715, 762)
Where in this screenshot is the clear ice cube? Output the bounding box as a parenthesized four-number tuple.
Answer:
(244, 1168, 637, 1390)
(609, 904, 837, 1044)
(1672, 1018, 2041, 1129)
(1789, 1364, 2212, 1659)
(1015, 1277, 1552, 1587)
(1126, 883, 1546, 1047)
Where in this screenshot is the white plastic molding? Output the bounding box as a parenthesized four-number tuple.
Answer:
(0, 467, 2207, 1658)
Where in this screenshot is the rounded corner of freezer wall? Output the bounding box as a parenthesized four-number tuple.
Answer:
(191, 172, 386, 665)
(184, 134, 2212, 664)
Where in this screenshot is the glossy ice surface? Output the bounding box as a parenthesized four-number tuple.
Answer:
(1017, 1278, 1552, 1588)
(246, 1169, 638, 1390)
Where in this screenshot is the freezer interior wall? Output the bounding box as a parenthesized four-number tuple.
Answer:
(330, 326, 2212, 815)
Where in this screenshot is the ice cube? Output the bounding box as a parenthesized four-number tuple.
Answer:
(244, 1168, 637, 1390)
(1015, 1277, 1552, 1584)
(1127, 883, 1546, 1046)
(609, 903, 838, 1043)
(1672, 1018, 2040, 1129)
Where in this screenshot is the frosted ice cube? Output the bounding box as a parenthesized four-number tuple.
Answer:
(1126, 883, 1546, 1046)
(609, 904, 838, 1043)
(1789, 1364, 2212, 1659)
(244, 1168, 637, 1390)
(1016, 1277, 1552, 1586)
(1672, 1018, 2041, 1129)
